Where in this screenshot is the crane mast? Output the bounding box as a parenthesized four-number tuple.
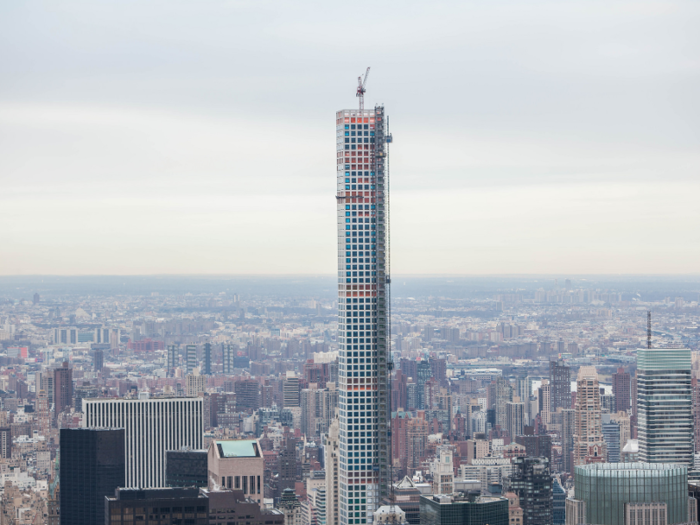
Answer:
(356, 67, 370, 110)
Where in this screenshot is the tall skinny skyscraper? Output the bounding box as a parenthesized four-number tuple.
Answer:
(336, 95, 391, 525)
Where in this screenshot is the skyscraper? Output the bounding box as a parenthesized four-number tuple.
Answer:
(336, 101, 391, 525)
(83, 397, 203, 487)
(223, 343, 236, 374)
(167, 344, 178, 376)
(60, 428, 125, 525)
(549, 360, 571, 412)
(186, 344, 197, 374)
(573, 367, 606, 466)
(53, 361, 73, 416)
(637, 345, 693, 466)
(506, 402, 525, 441)
(509, 457, 553, 525)
(612, 367, 631, 414)
(203, 342, 212, 375)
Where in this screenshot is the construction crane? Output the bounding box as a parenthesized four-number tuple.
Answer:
(356, 67, 370, 110)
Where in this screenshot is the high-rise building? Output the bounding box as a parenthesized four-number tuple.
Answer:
(612, 368, 631, 414)
(93, 349, 104, 372)
(283, 372, 300, 408)
(53, 361, 73, 415)
(506, 402, 524, 441)
(549, 360, 571, 412)
(568, 463, 691, 525)
(60, 428, 125, 525)
(167, 344, 178, 376)
(494, 378, 514, 431)
(602, 415, 621, 463)
(187, 372, 206, 397)
(223, 343, 236, 374)
(186, 344, 197, 374)
(573, 367, 606, 466)
(207, 439, 264, 505)
(236, 379, 261, 412)
(637, 346, 693, 466)
(326, 418, 340, 525)
(203, 342, 212, 375)
(0, 427, 11, 459)
(336, 101, 391, 525)
(83, 397, 203, 487)
(509, 457, 553, 525)
(165, 449, 208, 488)
(560, 409, 575, 475)
(419, 493, 509, 525)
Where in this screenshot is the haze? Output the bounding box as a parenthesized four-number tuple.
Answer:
(1, 0, 699, 275)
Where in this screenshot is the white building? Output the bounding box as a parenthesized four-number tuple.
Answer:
(83, 397, 203, 488)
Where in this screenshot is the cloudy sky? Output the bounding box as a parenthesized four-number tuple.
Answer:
(1, 0, 698, 275)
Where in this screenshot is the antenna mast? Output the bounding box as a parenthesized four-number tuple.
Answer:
(647, 311, 652, 349)
(356, 67, 370, 110)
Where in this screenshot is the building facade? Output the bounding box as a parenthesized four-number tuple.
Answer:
(336, 104, 391, 525)
(637, 346, 693, 466)
(207, 439, 264, 506)
(60, 428, 125, 525)
(83, 397, 203, 488)
(508, 457, 552, 525)
(573, 367, 606, 465)
(569, 462, 691, 525)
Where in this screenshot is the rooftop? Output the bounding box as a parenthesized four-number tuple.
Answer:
(216, 439, 260, 458)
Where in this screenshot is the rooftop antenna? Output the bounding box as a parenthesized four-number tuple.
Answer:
(357, 67, 370, 110)
(647, 311, 652, 349)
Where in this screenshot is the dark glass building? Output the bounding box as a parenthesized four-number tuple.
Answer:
(420, 493, 508, 525)
(60, 428, 125, 525)
(106, 488, 208, 525)
(508, 457, 552, 525)
(166, 449, 208, 488)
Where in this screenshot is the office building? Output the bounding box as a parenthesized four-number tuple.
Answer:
(336, 103, 392, 524)
(637, 346, 693, 466)
(602, 417, 621, 463)
(93, 349, 104, 372)
(60, 428, 125, 525)
(612, 368, 631, 414)
(167, 344, 178, 376)
(203, 342, 212, 375)
(105, 487, 284, 525)
(205, 489, 284, 525)
(549, 360, 571, 412)
(54, 361, 73, 415)
(207, 439, 264, 506)
(561, 408, 575, 474)
(568, 462, 691, 525)
(235, 379, 260, 412)
(573, 367, 606, 466)
(420, 493, 509, 525)
(83, 397, 203, 488)
(283, 372, 300, 408)
(165, 449, 208, 488)
(106, 487, 208, 525)
(326, 418, 340, 525)
(508, 457, 553, 525)
(506, 402, 524, 441)
(186, 344, 197, 374)
(552, 480, 565, 525)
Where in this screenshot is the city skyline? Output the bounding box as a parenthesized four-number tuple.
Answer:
(2, 1, 699, 275)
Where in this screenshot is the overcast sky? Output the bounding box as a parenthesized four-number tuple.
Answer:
(1, 0, 698, 275)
